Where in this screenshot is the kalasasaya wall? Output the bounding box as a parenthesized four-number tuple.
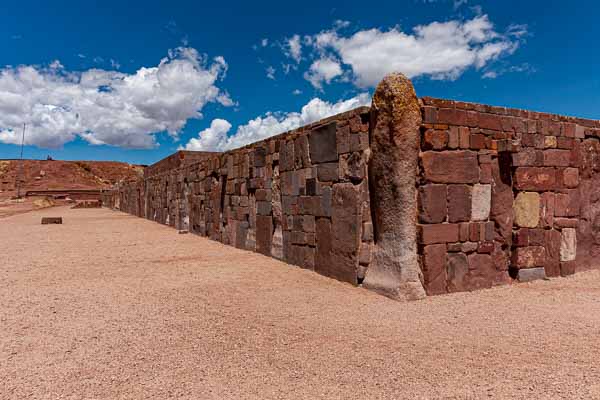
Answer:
(103, 73, 600, 300)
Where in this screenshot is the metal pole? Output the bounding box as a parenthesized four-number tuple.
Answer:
(15, 123, 26, 198)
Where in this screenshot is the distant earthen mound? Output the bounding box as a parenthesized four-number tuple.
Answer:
(0, 159, 143, 199)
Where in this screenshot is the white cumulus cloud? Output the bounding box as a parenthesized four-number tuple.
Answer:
(303, 57, 343, 89)
(183, 93, 371, 152)
(291, 15, 525, 88)
(0, 47, 232, 149)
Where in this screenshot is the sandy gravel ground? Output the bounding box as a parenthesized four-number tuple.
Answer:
(2, 207, 600, 399)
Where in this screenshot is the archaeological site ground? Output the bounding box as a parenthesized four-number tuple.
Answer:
(3, 74, 600, 398)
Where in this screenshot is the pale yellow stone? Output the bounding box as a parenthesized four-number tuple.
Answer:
(544, 136, 557, 149)
(513, 192, 540, 228)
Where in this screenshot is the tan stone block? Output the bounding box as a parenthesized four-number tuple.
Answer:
(513, 192, 540, 228)
(560, 228, 577, 262)
(471, 184, 492, 221)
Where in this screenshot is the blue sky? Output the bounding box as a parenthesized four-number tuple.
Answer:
(0, 0, 598, 165)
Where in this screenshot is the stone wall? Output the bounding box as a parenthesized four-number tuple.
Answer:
(106, 107, 374, 285)
(104, 74, 600, 300)
(418, 96, 600, 295)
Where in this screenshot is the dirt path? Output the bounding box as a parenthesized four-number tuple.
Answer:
(2, 207, 600, 399)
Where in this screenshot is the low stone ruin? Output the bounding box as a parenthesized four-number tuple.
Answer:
(102, 73, 600, 300)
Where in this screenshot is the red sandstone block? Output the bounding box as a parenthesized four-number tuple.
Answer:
(470, 134, 486, 150)
(512, 148, 541, 167)
(512, 246, 546, 268)
(423, 106, 438, 124)
(459, 222, 470, 242)
(480, 163, 492, 184)
(477, 242, 494, 254)
(419, 224, 460, 244)
(448, 126, 459, 149)
(478, 113, 503, 131)
(554, 218, 578, 228)
(459, 127, 470, 149)
(418, 184, 447, 224)
(540, 192, 555, 228)
(543, 149, 572, 167)
(557, 137, 574, 149)
(423, 129, 449, 150)
(469, 223, 479, 242)
(514, 167, 557, 191)
(422, 244, 448, 295)
(437, 108, 469, 126)
(421, 151, 479, 184)
(544, 229, 561, 277)
(554, 190, 579, 217)
(562, 123, 576, 138)
(560, 261, 577, 276)
(447, 185, 472, 223)
(528, 228, 545, 246)
(559, 167, 579, 188)
(513, 229, 529, 247)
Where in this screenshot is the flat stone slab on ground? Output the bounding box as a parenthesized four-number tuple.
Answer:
(41, 217, 62, 224)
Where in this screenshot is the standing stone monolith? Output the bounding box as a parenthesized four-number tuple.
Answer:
(363, 73, 426, 301)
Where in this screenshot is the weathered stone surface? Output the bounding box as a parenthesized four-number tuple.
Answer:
(363, 73, 426, 301)
(513, 192, 540, 228)
(418, 184, 447, 224)
(422, 244, 447, 295)
(560, 228, 577, 261)
(256, 215, 273, 256)
(309, 122, 338, 164)
(421, 151, 479, 184)
(316, 163, 339, 182)
(555, 190, 579, 217)
(560, 261, 577, 276)
(544, 229, 561, 277)
(561, 168, 579, 188)
(471, 184, 492, 221)
(447, 253, 468, 293)
(465, 253, 495, 291)
(419, 224, 459, 244)
(422, 129, 448, 150)
(512, 246, 546, 268)
(315, 218, 332, 275)
(447, 185, 471, 223)
(518, 267, 547, 282)
(41, 217, 62, 224)
(514, 167, 557, 191)
(329, 183, 361, 284)
(543, 149, 571, 167)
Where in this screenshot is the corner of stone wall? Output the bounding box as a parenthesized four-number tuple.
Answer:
(362, 73, 426, 301)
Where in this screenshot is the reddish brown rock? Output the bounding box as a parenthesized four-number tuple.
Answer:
(256, 215, 273, 256)
(555, 190, 580, 217)
(447, 185, 472, 222)
(309, 122, 338, 164)
(514, 167, 557, 191)
(422, 244, 447, 295)
(512, 246, 546, 268)
(421, 151, 479, 184)
(418, 184, 447, 224)
(544, 229, 561, 277)
(543, 149, 572, 167)
(419, 224, 460, 244)
(560, 261, 577, 276)
(363, 73, 426, 300)
(329, 183, 361, 284)
(422, 129, 448, 150)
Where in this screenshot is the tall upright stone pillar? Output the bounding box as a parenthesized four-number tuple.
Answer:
(363, 73, 426, 301)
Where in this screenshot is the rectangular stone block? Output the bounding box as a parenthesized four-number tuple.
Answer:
(555, 190, 579, 217)
(309, 122, 338, 164)
(560, 260, 577, 276)
(317, 163, 339, 182)
(419, 224, 460, 244)
(41, 217, 62, 224)
(513, 192, 540, 228)
(471, 184, 491, 221)
(514, 168, 557, 191)
(418, 184, 447, 224)
(256, 215, 273, 256)
(421, 151, 479, 184)
(448, 185, 472, 223)
(543, 149, 571, 167)
(560, 228, 576, 261)
(422, 244, 448, 295)
(512, 246, 546, 268)
(518, 267, 546, 282)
